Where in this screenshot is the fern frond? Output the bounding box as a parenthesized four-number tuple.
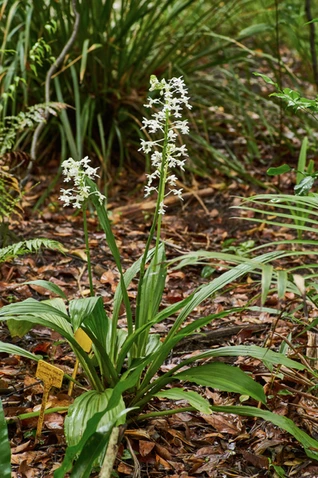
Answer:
(0, 169, 23, 220)
(0, 102, 67, 154)
(0, 238, 64, 263)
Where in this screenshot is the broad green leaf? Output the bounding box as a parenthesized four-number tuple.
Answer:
(0, 342, 41, 361)
(267, 164, 291, 176)
(7, 318, 33, 338)
(142, 257, 275, 386)
(55, 407, 131, 478)
(69, 297, 102, 332)
(0, 297, 69, 321)
(155, 388, 211, 414)
(0, 298, 71, 338)
(55, 378, 136, 478)
(69, 431, 109, 478)
(0, 302, 102, 390)
(175, 362, 266, 404)
(135, 243, 167, 358)
(186, 345, 305, 371)
(23, 280, 67, 299)
(64, 389, 126, 448)
(0, 400, 11, 478)
(210, 405, 318, 460)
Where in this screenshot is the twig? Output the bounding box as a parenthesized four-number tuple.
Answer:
(24, 0, 80, 182)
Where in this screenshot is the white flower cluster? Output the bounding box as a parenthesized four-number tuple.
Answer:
(140, 75, 191, 214)
(59, 156, 105, 208)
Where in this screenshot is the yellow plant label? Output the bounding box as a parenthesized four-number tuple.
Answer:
(35, 361, 64, 438)
(36, 360, 64, 388)
(74, 328, 92, 352)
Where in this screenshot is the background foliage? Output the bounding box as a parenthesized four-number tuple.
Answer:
(1, 0, 318, 179)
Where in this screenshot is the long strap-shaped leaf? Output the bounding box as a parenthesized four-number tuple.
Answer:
(0, 400, 11, 478)
(209, 405, 318, 460)
(141, 257, 272, 387)
(86, 177, 133, 337)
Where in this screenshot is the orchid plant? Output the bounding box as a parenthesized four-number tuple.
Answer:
(1, 76, 318, 477)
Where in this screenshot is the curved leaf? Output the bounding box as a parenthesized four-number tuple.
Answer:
(175, 362, 266, 404)
(0, 342, 41, 361)
(69, 296, 102, 332)
(210, 405, 318, 460)
(155, 388, 211, 414)
(64, 389, 126, 448)
(267, 164, 291, 176)
(23, 280, 67, 299)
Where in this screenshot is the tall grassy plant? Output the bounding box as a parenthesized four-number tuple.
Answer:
(1, 0, 282, 177)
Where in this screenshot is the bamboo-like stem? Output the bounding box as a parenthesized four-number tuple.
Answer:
(99, 426, 120, 478)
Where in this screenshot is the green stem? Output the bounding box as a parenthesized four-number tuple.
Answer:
(82, 202, 94, 297)
(7, 406, 70, 423)
(135, 109, 170, 354)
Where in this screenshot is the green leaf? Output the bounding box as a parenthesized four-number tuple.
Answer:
(261, 264, 273, 305)
(0, 297, 69, 321)
(267, 164, 291, 176)
(0, 400, 11, 478)
(69, 297, 102, 332)
(190, 345, 305, 371)
(201, 265, 215, 278)
(254, 72, 277, 87)
(175, 362, 266, 404)
(7, 319, 33, 338)
(277, 270, 288, 299)
(155, 388, 211, 414)
(23, 280, 67, 299)
(64, 389, 126, 448)
(296, 137, 308, 184)
(210, 405, 318, 460)
(0, 342, 41, 361)
(136, 243, 166, 354)
(239, 23, 273, 38)
(69, 431, 109, 478)
(55, 379, 135, 478)
(294, 176, 315, 196)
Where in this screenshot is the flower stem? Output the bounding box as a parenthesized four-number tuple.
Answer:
(82, 202, 94, 297)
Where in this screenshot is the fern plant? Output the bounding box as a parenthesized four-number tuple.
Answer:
(0, 166, 23, 222)
(0, 102, 66, 155)
(0, 238, 64, 264)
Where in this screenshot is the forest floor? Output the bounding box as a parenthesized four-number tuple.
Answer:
(2, 159, 318, 478)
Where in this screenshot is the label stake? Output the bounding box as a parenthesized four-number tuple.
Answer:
(35, 360, 64, 438)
